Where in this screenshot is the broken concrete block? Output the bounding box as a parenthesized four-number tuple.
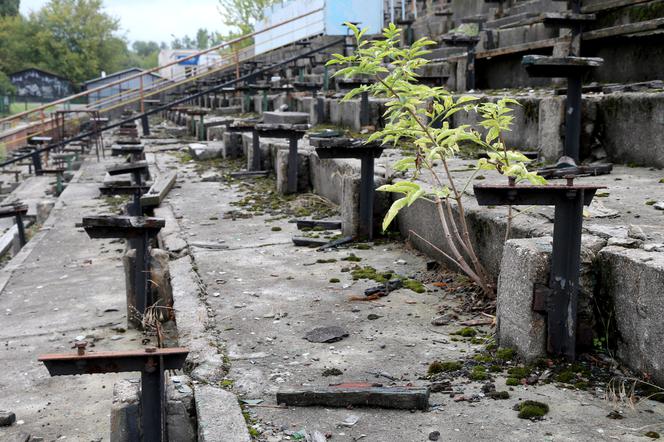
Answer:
(122, 249, 139, 328)
(597, 246, 664, 385)
(0, 410, 16, 426)
(188, 143, 222, 161)
(150, 248, 173, 316)
(538, 96, 564, 162)
(195, 385, 251, 442)
(496, 237, 551, 361)
(36, 200, 55, 225)
(167, 376, 196, 442)
(110, 380, 140, 442)
(275, 148, 310, 194)
(263, 111, 309, 125)
(222, 132, 243, 159)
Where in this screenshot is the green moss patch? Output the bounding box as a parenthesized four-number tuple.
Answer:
(452, 327, 477, 337)
(495, 347, 516, 361)
(402, 279, 426, 293)
(489, 390, 510, 400)
(469, 366, 488, 381)
(517, 401, 549, 420)
(428, 360, 462, 375)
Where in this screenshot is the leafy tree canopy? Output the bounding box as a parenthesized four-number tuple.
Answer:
(0, 0, 20, 17)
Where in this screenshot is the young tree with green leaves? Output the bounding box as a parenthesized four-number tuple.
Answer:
(328, 24, 546, 298)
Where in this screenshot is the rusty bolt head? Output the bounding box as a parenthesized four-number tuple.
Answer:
(564, 175, 575, 187)
(508, 176, 517, 187)
(145, 347, 157, 353)
(75, 340, 88, 356)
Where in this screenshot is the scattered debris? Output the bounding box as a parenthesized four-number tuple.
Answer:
(277, 383, 430, 410)
(428, 431, 441, 441)
(338, 414, 360, 427)
(0, 410, 16, 426)
(304, 326, 349, 343)
(322, 368, 343, 377)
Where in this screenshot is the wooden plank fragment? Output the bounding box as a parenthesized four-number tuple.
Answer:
(296, 220, 342, 230)
(582, 0, 654, 13)
(583, 18, 664, 40)
(140, 171, 177, 208)
(107, 161, 149, 176)
(277, 384, 430, 410)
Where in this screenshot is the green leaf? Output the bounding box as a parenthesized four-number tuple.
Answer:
(392, 157, 416, 171)
(407, 188, 425, 206)
(382, 197, 408, 231)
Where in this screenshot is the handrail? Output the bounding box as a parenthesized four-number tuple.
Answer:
(0, 38, 344, 168)
(0, 7, 323, 125)
(87, 17, 322, 112)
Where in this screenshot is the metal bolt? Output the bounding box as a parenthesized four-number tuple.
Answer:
(75, 341, 87, 356)
(508, 176, 516, 187)
(145, 347, 157, 353)
(565, 175, 575, 187)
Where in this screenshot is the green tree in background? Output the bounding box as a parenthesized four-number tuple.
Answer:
(217, 0, 277, 49)
(0, 0, 20, 17)
(28, 0, 126, 84)
(218, 0, 276, 35)
(0, 14, 35, 75)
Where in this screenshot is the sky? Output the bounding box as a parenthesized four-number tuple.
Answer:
(20, 0, 228, 44)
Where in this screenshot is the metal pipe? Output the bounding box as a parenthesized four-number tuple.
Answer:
(401, 0, 406, 21)
(390, 0, 395, 23)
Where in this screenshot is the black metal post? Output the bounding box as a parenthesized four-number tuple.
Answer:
(127, 171, 144, 217)
(141, 115, 150, 136)
(359, 153, 375, 240)
(141, 357, 163, 442)
(14, 214, 26, 247)
(360, 91, 370, 127)
(313, 87, 325, 124)
(564, 75, 582, 164)
(467, 47, 476, 91)
(548, 189, 585, 360)
(251, 129, 261, 171)
(31, 151, 43, 176)
(287, 135, 299, 194)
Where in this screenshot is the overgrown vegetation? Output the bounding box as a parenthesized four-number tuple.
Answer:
(328, 23, 546, 299)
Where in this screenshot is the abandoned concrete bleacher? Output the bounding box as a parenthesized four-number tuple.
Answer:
(1, 1, 663, 439)
(156, 0, 664, 387)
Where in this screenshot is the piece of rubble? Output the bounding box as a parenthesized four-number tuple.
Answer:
(0, 410, 16, 426)
(277, 383, 429, 410)
(304, 326, 349, 343)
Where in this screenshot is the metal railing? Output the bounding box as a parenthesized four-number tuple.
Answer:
(0, 30, 341, 168)
(0, 7, 325, 150)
